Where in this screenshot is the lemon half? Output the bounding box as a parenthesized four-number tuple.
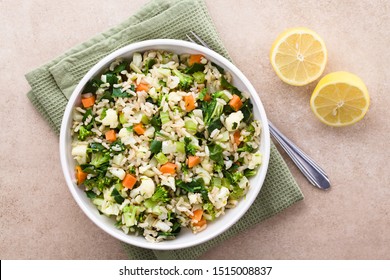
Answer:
(270, 27, 327, 86)
(310, 71, 370, 127)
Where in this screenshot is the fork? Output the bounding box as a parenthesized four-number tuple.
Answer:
(186, 31, 330, 190)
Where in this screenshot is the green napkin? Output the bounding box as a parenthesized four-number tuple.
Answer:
(25, 0, 304, 260)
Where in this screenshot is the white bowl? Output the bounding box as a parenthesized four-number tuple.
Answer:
(60, 39, 270, 250)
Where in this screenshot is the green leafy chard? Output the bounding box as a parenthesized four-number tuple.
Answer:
(184, 63, 205, 74)
(176, 178, 209, 201)
(208, 144, 224, 166)
(173, 69, 194, 90)
(221, 75, 241, 96)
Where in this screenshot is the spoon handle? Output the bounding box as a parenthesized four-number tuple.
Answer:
(268, 121, 330, 189)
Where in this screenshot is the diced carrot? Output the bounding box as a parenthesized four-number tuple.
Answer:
(188, 156, 201, 168)
(136, 83, 149, 92)
(183, 95, 196, 112)
(75, 166, 88, 185)
(191, 209, 203, 223)
(233, 130, 241, 146)
(188, 54, 203, 66)
(81, 95, 95, 108)
(133, 123, 145, 135)
(229, 94, 243, 111)
(122, 173, 137, 189)
(105, 130, 116, 142)
(204, 93, 211, 102)
(193, 218, 207, 227)
(159, 162, 177, 174)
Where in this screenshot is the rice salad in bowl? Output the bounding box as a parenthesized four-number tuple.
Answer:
(60, 39, 270, 249)
(70, 49, 262, 243)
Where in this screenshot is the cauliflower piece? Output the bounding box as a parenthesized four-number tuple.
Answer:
(71, 142, 88, 164)
(167, 76, 180, 89)
(208, 187, 230, 209)
(144, 126, 155, 138)
(101, 108, 118, 128)
(188, 193, 203, 205)
(118, 127, 131, 139)
(130, 177, 155, 199)
(192, 109, 203, 120)
(161, 176, 176, 191)
(238, 176, 249, 189)
(225, 111, 244, 131)
(167, 91, 182, 104)
(148, 87, 158, 100)
(100, 200, 120, 216)
(108, 167, 126, 180)
(118, 127, 136, 146)
(201, 158, 213, 173)
(194, 166, 212, 185)
(112, 154, 125, 166)
(154, 220, 171, 232)
(162, 140, 176, 154)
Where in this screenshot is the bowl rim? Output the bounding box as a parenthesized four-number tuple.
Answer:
(60, 39, 270, 250)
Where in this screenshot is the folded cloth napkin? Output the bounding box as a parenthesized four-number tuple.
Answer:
(25, 0, 304, 260)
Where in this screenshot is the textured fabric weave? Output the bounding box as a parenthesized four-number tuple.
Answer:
(25, 0, 304, 260)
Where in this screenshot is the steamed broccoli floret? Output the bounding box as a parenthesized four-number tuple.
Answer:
(123, 205, 140, 227)
(184, 137, 197, 156)
(78, 126, 93, 140)
(224, 170, 243, 185)
(203, 202, 216, 220)
(244, 169, 257, 178)
(144, 186, 170, 209)
(229, 185, 245, 200)
(84, 176, 114, 191)
(90, 152, 110, 168)
(173, 69, 193, 90)
(237, 143, 255, 153)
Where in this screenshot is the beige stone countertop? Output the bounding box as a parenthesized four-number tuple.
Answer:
(1, 0, 389, 259)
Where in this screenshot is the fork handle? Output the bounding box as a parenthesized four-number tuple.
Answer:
(268, 121, 330, 189)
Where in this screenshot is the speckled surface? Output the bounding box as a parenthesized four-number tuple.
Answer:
(1, 0, 389, 259)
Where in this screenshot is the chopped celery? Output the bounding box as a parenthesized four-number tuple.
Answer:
(176, 142, 185, 154)
(132, 52, 142, 67)
(213, 90, 231, 102)
(130, 62, 142, 74)
(212, 177, 222, 188)
(157, 68, 171, 77)
(141, 114, 149, 125)
(143, 169, 155, 177)
(160, 111, 170, 124)
(92, 198, 104, 207)
(221, 178, 230, 189)
(155, 152, 168, 164)
(119, 113, 127, 124)
(185, 120, 197, 134)
(114, 183, 123, 191)
(219, 131, 230, 142)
